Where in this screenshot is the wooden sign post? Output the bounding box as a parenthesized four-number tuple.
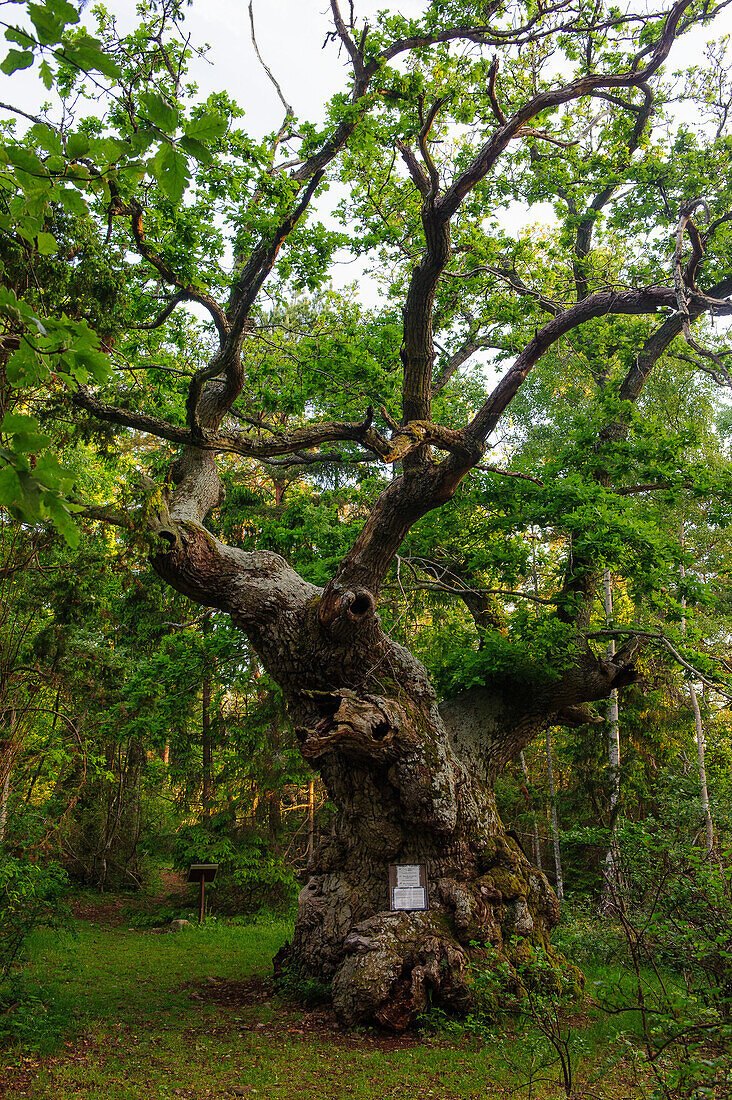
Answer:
(187, 863, 218, 923)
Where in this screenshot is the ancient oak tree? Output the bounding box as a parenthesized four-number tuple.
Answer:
(4, 0, 732, 1028)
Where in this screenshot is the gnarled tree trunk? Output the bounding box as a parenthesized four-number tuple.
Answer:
(289, 680, 560, 1030)
(151, 513, 637, 1029)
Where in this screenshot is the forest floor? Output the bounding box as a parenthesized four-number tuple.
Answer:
(0, 887, 695, 1100)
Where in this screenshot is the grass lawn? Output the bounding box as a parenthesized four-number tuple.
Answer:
(0, 900, 676, 1099)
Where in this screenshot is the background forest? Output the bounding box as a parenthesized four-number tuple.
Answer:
(2, 0, 732, 1094)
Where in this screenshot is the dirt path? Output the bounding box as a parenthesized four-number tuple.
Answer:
(69, 869, 190, 926)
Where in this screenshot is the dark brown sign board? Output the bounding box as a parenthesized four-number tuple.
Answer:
(388, 864, 428, 911)
(187, 863, 218, 923)
(187, 863, 218, 884)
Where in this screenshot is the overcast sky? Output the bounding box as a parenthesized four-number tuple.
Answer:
(6, 1, 729, 137)
(88, 0, 428, 137)
(3, 1, 731, 310)
(102, 0, 732, 138)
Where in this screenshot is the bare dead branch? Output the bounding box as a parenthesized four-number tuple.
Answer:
(249, 0, 294, 123)
(486, 265, 564, 315)
(477, 465, 544, 486)
(418, 95, 449, 200)
(0, 101, 50, 127)
(329, 0, 367, 81)
(393, 578, 555, 605)
(674, 199, 709, 316)
(589, 628, 732, 702)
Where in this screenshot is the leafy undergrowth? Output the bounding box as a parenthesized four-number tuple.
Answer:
(0, 897, 689, 1100)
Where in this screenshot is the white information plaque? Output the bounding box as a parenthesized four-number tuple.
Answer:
(393, 886, 426, 910)
(388, 863, 429, 911)
(396, 865, 421, 888)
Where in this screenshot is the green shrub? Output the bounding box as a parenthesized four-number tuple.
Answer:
(437, 944, 586, 1098)
(0, 974, 69, 1051)
(173, 821, 298, 917)
(0, 856, 70, 976)
(272, 956, 331, 1007)
(552, 900, 627, 969)
(466, 941, 583, 1023)
(591, 817, 732, 1098)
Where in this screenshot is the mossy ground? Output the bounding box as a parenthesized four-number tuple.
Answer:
(0, 895, 693, 1099)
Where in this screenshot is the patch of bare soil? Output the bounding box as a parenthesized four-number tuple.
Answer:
(0, 1056, 36, 1097)
(183, 976, 427, 1052)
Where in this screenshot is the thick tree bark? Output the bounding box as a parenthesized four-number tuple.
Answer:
(545, 727, 564, 906)
(148, 510, 637, 1029)
(284, 640, 629, 1028)
(284, 667, 563, 1030)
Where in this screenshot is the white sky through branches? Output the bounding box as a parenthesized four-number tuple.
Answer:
(3, 0, 732, 314)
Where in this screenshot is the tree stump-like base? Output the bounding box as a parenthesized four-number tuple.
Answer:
(276, 832, 573, 1030)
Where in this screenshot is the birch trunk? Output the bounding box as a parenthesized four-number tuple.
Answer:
(307, 779, 316, 863)
(0, 771, 9, 845)
(680, 524, 714, 855)
(0, 708, 15, 844)
(601, 571, 621, 909)
(690, 684, 714, 853)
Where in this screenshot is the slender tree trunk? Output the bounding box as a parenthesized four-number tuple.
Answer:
(601, 571, 621, 909)
(98, 744, 124, 891)
(0, 771, 10, 844)
(201, 613, 215, 815)
(307, 778, 316, 864)
(26, 687, 61, 804)
(546, 727, 564, 904)
(520, 750, 542, 870)
(201, 675, 213, 814)
(680, 523, 714, 855)
(0, 710, 14, 843)
(690, 683, 714, 853)
(267, 790, 282, 844)
(131, 745, 143, 864)
(267, 716, 283, 848)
